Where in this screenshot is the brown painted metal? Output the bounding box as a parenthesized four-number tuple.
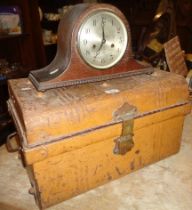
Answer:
(29, 3, 154, 91)
(7, 94, 189, 150)
(8, 70, 190, 147)
(8, 70, 191, 209)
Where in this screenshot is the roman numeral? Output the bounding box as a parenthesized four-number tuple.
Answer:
(85, 28, 90, 33)
(83, 39, 87, 45)
(93, 19, 96, 26)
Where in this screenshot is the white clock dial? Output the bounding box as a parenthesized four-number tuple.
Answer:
(77, 11, 128, 69)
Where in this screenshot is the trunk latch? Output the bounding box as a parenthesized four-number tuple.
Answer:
(113, 103, 137, 155)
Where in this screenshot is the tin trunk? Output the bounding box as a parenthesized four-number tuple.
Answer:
(7, 70, 191, 209)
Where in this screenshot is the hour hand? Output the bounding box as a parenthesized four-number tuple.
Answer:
(95, 39, 105, 57)
(95, 42, 103, 57)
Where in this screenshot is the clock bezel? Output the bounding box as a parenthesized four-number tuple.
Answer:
(77, 10, 128, 70)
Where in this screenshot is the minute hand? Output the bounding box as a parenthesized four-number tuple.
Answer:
(101, 18, 106, 43)
(95, 19, 106, 57)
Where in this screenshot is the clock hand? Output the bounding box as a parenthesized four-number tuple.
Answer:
(95, 18, 106, 57)
(95, 39, 105, 57)
(101, 17, 106, 43)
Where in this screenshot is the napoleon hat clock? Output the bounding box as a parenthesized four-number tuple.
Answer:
(29, 3, 153, 91)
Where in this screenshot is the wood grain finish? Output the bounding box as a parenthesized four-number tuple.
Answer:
(29, 114, 187, 209)
(8, 70, 191, 209)
(8, 70, 190, 146)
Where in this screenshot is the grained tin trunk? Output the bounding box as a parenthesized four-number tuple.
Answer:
(8, 70, 191, 209)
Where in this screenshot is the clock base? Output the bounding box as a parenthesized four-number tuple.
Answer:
(29, 63, 154, 91)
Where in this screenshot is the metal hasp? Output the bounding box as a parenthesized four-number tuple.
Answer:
(113, 103, 137, 155)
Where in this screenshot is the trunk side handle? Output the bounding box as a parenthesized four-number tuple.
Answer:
(6, 132, 19, 153)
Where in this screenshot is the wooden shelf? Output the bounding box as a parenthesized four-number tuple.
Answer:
(0, 0, 47, 115)
(44, 42, 57, 46)
(0, 0, 47, 70)
(0, 33, 30, 41)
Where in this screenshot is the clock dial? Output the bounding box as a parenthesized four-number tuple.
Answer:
(78, 11, 128, 69)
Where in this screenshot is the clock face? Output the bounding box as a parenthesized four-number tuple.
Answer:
(77, 11, 128, 69)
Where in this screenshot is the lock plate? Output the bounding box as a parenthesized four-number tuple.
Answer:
(113, 103, 136, 155)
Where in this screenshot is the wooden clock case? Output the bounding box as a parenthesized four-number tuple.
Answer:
(29, 3, 153, 91)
